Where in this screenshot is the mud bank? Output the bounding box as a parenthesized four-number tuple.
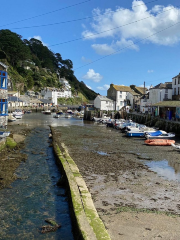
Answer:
(52, 124, 180, 240)
(0, 125, 32, 189)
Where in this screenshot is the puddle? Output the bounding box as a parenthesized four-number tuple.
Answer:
(96, 151, 109, 156)
(144, 159, 180, 182)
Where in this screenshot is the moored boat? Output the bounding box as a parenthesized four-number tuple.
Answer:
(0, 130, 10, 138)
(145, 139, 175, 146)
(145, 130, 175, 139)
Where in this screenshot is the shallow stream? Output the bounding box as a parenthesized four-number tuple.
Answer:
(0, 113, 83, 239)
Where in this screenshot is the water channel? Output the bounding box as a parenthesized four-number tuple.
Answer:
(0, 113, 86, 240)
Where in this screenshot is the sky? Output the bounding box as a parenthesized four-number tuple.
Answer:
(1, 0, 180, 95)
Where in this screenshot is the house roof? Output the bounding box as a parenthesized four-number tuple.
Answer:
(151, 82, 172, 89)
(30, 99, 43, 104)
(0, 62, 8, 70)
(8, 96, 23, 102)
(172, 73, 180, 79)
(112, 85, 139, 96)
(134, 86, 147, 94)
(152, 101, 180, 107)
(40, 99, 52, 104)
(97, 95, 113, 101)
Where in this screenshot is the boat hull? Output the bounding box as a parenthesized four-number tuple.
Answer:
(126, 132, 145, 137)
(145, 139, 175, 146)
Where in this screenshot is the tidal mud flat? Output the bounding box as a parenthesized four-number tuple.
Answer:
(53, 123, 180, 240)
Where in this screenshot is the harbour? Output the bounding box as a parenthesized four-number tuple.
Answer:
(1, 112, 180, 239)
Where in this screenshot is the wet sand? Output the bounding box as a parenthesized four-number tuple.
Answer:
(53, 123, 180, 240)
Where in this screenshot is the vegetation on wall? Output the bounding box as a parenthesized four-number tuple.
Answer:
(0, 29, 97, 100)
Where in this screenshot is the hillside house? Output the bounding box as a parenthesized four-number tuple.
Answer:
(41, 87, 72, 105)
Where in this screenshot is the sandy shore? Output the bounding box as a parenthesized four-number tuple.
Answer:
(53, 124, 180, 240)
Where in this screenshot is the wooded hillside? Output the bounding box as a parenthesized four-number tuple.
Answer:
(0, 29, 97, 100)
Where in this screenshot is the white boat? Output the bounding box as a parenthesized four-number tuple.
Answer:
(8, 114, 16, 122)
(14, 114, 22, 119)
(12, 109, 23, 119)
(145, 130, 175, 139)
(0, 130, 10, 138)
(171, 143, 180, 150)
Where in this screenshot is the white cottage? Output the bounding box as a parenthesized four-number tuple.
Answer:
(107, 84, 136, 110)
(94, 95, 114, 111)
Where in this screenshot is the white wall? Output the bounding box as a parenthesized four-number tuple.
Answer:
(149, 89, 172, 104)
(116, 91, 127, 110)
(94, 96, 114, 110)
(172, 76, 180, 96)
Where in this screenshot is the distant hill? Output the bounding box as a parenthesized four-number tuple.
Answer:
(0, 29, 98, 100)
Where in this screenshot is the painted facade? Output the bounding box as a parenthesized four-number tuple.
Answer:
(0, 62, 8, 128)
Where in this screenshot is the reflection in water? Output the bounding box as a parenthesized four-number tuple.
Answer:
(144, 160, 180, 182)
(0, 123, 74, 239)
(8, 112, 85, 128)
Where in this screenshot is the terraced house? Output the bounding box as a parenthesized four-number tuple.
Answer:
(0, 62, 8, 128)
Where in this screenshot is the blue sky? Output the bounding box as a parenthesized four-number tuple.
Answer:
(1, 0, 180, 95)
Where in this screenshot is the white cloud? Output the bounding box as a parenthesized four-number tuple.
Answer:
(82, 69, 103, 82)
(91, 44, 115, 55)
(97, 84, 110, 90)
(81, 56, 92, 63)
(148, 70, 154, 73)
(86, 84, 92, 89)
(82, 1, 180, 49)
(29, 35, 48, 46)
(91, 39, 139, 55)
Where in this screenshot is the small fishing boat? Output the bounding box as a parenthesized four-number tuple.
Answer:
(145, 139, 175, 146)
(145, 130, 175, 139)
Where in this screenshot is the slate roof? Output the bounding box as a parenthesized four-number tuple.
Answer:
(151, 82, 172, 89)
(40, 99, 52, 104)
(98, 95, 113, 101)
(0, 62, 8, 69)
(8, 96, 23, 102)
(152, 101, 180, 107)
(112, 85, 139, 96)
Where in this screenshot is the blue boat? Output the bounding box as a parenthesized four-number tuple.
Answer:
(126, 131, 145, 137)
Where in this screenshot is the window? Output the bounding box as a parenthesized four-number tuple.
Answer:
(0, 99, 8, 116)
(178, 87, 180, 95)
(175, 79, 176, 85)
(120, 95, 122, 98)
(120, 91, 122, 94)
(120, 101, 123, 106)
(0, 71, 7, 89)
(178, 77, 180, 84)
